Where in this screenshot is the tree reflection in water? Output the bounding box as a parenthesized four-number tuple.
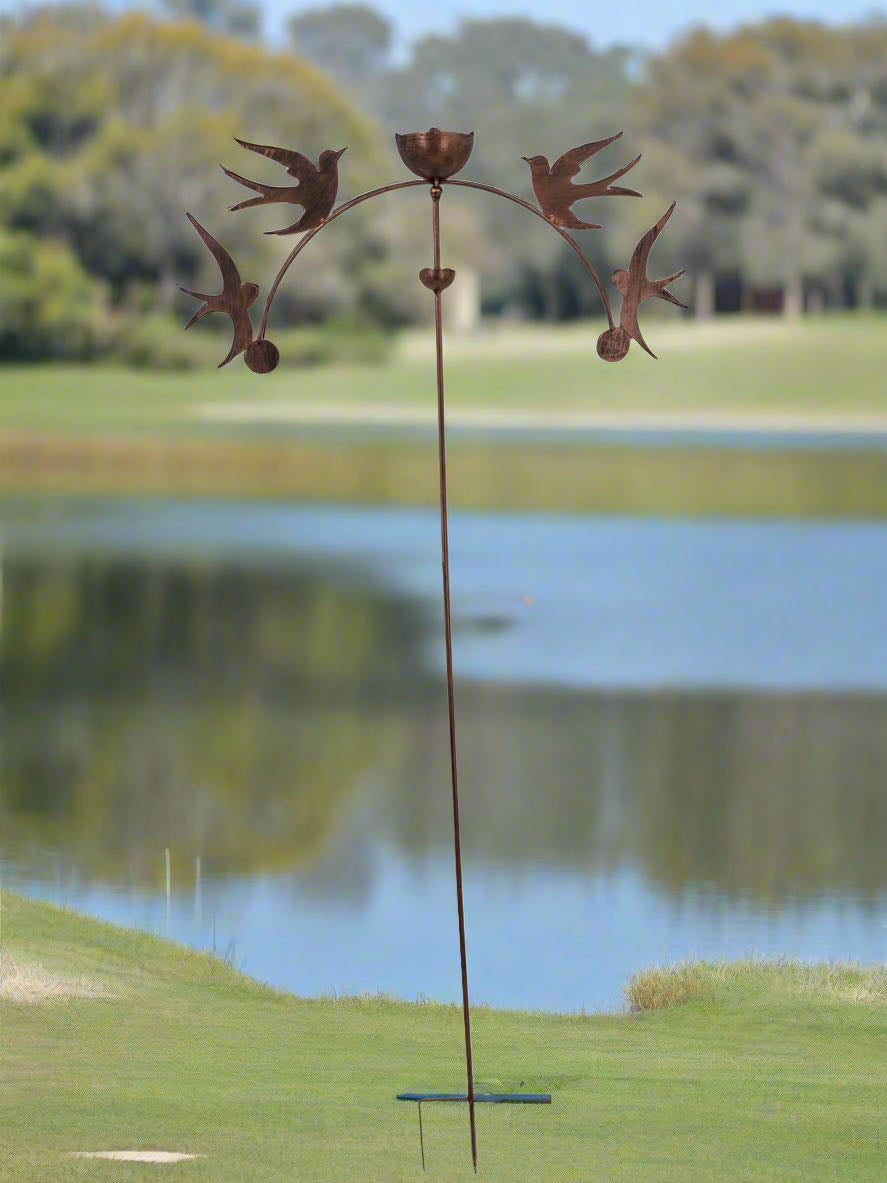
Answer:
(3, 553, 887, 907)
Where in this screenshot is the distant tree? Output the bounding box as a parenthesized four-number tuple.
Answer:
(0, 229, 108, 359)
(287, 4, 392, 86)
(0, 5, 389, 341)
(635, 18, 887, 315)
(161, 0, 261, 41)
(377, 17, 636, 319)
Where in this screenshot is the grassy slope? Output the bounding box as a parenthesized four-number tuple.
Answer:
(2, 317, 887, 516)
(0, 315, 885, 435)
(2, 892, 886, 1181)
(1, 317, 887, 515)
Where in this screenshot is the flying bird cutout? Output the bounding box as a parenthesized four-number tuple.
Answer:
(522, 132, 642, 230)
(597, 202, 687, 361)
(178, 212, 259, 368)
(222, 139, 347, 235)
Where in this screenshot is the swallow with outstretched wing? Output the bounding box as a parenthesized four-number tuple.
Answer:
(221, 139, 347, 235)
(612, 202, 687, 358)
(522, 132, 642, 229)
(178, 213, 259, 368)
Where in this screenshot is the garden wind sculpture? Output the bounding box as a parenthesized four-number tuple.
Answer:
(180, 127, 686, 1173)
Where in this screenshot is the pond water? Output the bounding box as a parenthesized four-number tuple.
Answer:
(2, 496, 887, 1013)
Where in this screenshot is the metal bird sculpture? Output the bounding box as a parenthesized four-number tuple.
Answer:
(221, 138, 347, 235)
(179, 125, 687, 1175)
(598, 202, 687, 361)
(522, 132, 642, 230)
(178, 212, 259, 368)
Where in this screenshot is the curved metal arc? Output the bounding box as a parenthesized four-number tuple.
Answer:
(258, 173, 615, 337)
(258, 178, 426, 338)
(446, 178, 614, 328)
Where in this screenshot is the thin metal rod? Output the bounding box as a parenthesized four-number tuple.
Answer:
(258, 179, 426, 338)
(430, 179, 477, 1175)
(418, 1101, 425, 1171)
(446, 177, 615, 328)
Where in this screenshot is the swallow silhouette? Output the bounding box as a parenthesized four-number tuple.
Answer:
(221, 139, 347, 235)
(522, 133, 642, 230)
(612, 202, 687, 358)
(178, 213, 259, 368)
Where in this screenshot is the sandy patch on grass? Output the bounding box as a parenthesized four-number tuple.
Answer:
(0, 950, 115, 1004)
(193, 400, 887, 434)
(70, 1152, 204, 1162)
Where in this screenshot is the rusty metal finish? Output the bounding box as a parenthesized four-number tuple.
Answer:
(179, 123, 684, 1176)
(597, 201, 688, 361)
(178, 212, 259, 368)
(222, 138, 347, 235)
(244, 337, 280, 373)
(428, 177, 478, 1176)
(257, 179, 426, 344)
(396, 128, 474, 179)
(522, 132, 642, 230)
(445, 178, 616, 329)
(419, 266, 455, 292)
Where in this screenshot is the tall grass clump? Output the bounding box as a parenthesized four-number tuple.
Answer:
(625, 956, 887, 1013)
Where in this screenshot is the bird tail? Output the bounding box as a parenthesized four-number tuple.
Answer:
(221, 166, 287, 208)
(178, 285, 212, 332)
(181, 304, 210, 331)
(658, 270, 688, 309)
(598, 153, 642, 197)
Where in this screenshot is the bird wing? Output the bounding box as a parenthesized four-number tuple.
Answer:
(551, 132, 625, 178)
(185, 213, 241, 299)
(628, 202, 676, 284)
(218, 306, 254, 368)
(621, 304, 656, 359)
(235, 138, 317, 184)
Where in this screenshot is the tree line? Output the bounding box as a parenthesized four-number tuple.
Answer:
(2, 3, 886, 361)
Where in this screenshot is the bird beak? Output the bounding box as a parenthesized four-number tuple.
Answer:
(521, 156, 529, 162)
(336, 147, 348, 159)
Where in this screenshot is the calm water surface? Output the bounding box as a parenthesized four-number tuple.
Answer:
(2, 497, 887, 1012)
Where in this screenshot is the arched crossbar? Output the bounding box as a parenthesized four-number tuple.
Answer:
(257, 177, 614, 338)
(257, 179, 426, 338)
(447, 178, 614, 328)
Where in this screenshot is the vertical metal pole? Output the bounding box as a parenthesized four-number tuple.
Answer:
(429, 179, 477, 1175)
(418, 1101, 426, 1171)
(165, 847, 171, 938)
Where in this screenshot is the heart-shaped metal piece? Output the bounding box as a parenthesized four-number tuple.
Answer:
(419, 267, 456, 292)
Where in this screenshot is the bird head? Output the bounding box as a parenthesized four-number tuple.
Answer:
(320, 147, 348, 169)
(612, 269, 630, 296)
(521, 154, 549, 175)
(241, 282, 260, 306)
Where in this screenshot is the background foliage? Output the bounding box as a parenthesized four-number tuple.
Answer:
(2, 3, 887, 361)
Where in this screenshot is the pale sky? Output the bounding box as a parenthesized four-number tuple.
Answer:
(270, 0, 887, 53)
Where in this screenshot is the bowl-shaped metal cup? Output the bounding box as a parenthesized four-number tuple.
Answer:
(395, 128, 474, 180)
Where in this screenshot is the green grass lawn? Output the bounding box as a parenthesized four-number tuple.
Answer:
(0, 314, 885, 435)
(2, 891, 886, 1181)
(2, 314, 886, 515)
